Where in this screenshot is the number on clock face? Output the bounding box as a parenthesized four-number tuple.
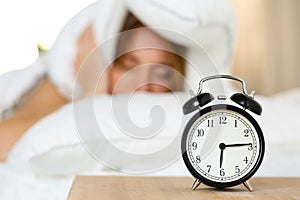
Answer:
(186, 109, 260, 183)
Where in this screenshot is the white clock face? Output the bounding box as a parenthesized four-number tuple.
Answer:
(186, 108, 261, 183)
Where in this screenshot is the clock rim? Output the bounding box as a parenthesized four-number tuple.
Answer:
(181, 104, 265, 188)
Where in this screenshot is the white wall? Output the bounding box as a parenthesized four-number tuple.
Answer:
(232, 0, 300, 95)
(0, 0, 95, 74)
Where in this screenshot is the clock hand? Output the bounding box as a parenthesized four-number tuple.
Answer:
(225, 143, 252, 148)
(218, 143, 251, 168)
(219, 143, 226, 168)
(219, 148, 224, 168)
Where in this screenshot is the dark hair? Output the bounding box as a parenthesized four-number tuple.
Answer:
(121, 12, 144, 31)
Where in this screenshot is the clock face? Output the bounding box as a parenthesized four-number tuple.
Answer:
(182, 104, 264, 188)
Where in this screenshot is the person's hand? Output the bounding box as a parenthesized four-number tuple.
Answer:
(73, 24, 108, 98)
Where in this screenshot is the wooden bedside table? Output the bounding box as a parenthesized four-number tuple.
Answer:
(68, 176, 300, 200)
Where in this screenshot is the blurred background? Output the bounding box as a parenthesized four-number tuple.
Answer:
(232, 0, 300, 95)
(0, 0, 95, 73)
(0, 0, 299, 95)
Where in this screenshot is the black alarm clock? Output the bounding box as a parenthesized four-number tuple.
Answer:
(181, 75, 265, 192)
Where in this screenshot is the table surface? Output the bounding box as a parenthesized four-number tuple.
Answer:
(68, 176, 300, 200)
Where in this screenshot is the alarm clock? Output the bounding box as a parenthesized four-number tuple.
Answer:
(181, 75, 265, 192)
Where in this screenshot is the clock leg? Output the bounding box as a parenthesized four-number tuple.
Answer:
(191, 179, 201, 190)
(243, 181, 254, 192)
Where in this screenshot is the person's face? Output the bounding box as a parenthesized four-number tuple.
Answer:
(108, 28, 180, 94)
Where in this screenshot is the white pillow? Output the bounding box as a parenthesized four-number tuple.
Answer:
(6, 92, 190, 175)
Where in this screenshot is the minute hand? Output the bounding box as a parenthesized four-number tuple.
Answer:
(225, 143, 252, 148)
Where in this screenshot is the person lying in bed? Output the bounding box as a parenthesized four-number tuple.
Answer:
(0, 13, 185, 162)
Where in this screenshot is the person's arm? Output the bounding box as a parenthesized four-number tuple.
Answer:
(0, 116, 40, 162)
(0, 79, 69, 162)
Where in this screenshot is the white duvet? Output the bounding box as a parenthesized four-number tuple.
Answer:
(0, 90, 300, 200)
